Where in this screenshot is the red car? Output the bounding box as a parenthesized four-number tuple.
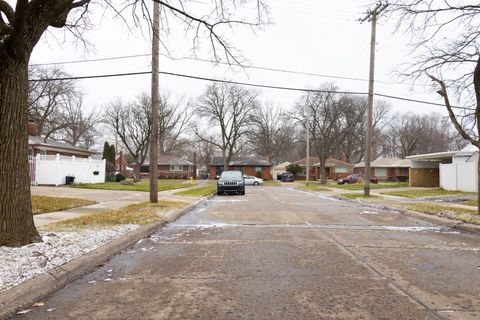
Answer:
(337, 174, 378, 184)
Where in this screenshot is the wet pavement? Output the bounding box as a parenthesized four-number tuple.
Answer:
(13, 186, 480, 319)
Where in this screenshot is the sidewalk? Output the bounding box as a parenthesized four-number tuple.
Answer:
(31, 183, 205, 227)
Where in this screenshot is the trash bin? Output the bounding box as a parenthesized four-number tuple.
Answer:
(65, 176, 75, 185)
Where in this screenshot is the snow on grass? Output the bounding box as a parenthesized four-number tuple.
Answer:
(0, 224, 139, 293)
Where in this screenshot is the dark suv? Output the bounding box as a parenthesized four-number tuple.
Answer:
(280, 172, 294, 182)
(217, 171, 245, 195)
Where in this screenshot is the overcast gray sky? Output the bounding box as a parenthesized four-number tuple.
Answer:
(29, 0, 446, 116)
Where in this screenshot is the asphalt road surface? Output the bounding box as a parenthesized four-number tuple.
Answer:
(14, 186, 480, 319)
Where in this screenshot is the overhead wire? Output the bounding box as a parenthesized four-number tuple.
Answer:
(28, 69, 474, 111)
(30, 52, 420, 86)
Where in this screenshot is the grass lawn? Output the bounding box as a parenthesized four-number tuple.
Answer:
(400, 203, 479, 225)
(263, 180, 282, 186)
(32, 195, 96, 215)
(73, 179, 195, 192)
(382, 188, 474, 198)
(41, 200, 188, 231)
(461, 200, 478, 207)
(327, 181, 409, 190)
(339, 193, 382, 200)
(174, 183, 217, 197)
(298, 184, 330, 192)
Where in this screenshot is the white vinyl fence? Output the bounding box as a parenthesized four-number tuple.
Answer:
(29, 154, 105, 186)
(439, 161, 478, 192)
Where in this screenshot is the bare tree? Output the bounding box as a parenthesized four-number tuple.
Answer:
(59, 98, 101, 150)
(335, 97, 390, 164)
(246, 103, 294, 163)
(380, 112, 459, 158)
(28, 66, 80, 140)
(293, 84, 353, 184)
(158, 94, 193, 155)
(0, 0, 268, 246)
(387, 1, 480, 211)
(196, 83, 259, 169)
(104, 95, 152, 182)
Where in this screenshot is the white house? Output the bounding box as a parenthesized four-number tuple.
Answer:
(406, 145, 478, 192)
(271, 161, 291, 180)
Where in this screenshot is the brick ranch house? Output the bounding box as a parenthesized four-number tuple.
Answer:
(209, 156, 273, 180)
(28, 121, 95, 159)
(354, 157, 411, 181)
(139, 154, 195, 179)
(293, 157, 354, 180)
(27, 120, 104, 185)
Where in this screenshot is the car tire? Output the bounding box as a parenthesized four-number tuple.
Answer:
(241, 190, 245, 195)
(217, 191, 222, 196)
(253, 181, 259, 186)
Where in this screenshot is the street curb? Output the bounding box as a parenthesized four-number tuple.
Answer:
(334, 195, 480, 235)
(0, 199, 204, 320)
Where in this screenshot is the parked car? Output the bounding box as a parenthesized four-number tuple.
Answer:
(337, 174, 378, 184)
(244, 175, 263, 186)
(280, 172, 294, 182)
(217, 171, 245, 195)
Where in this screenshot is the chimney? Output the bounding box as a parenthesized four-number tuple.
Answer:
(27, 119, 38, 136)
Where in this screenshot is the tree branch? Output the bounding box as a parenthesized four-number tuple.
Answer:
(429, 74, 477, 146)
(0, 1, 14, 24)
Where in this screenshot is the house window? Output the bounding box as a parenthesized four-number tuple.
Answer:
(375, 168, 387, 177)
(255, 167, 262, 172)
(336, 167, 348, 173)
(170, 165, 183, 171)
(39, 149, 46, 156)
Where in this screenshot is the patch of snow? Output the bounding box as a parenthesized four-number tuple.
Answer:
(379, 226, 441, 232)
(360, 210, 379, 215)
(0, 224, 139, 293)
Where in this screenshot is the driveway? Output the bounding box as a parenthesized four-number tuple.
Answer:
(16, 186, 480, 319)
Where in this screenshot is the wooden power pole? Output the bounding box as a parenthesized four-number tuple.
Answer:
(149, 1, 160, 203)
(360, 3, 387, 196)
(306, 120, 310, 186)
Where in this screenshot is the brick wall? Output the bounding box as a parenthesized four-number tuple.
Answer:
(409, 168, 439, 187)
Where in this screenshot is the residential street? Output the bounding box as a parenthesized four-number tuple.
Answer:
(14, 186, 480, 320)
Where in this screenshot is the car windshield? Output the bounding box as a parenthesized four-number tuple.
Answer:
(220, 171, 243, 180)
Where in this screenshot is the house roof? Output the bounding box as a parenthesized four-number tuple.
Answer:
(354, 157, 411, 168)
(295, 157, 354, 168)
(28, 135, 95, 155)
(406, 145, 478, 161)
(273, 161, 292, 170)
(144, 154, 193, 166)
(210, 155, 272, 167)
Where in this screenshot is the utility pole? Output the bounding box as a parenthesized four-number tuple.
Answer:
(306, 120, 310, 186)
(360, 3, 387, 197)
(149, 0, 160, 203)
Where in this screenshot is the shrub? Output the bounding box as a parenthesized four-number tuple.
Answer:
(105, 172, 115, 182)
(115, 173, 126, 182)
(286, 163, 302, 175)
(255, 171, 263, 179)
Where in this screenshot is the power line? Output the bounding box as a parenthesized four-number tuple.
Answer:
(28, 69, 474, 111)
(30, 52, 415, 86)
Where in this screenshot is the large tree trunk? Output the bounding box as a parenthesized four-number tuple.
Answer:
(319, 156, 327, 185)
(0, 60, 41, 247)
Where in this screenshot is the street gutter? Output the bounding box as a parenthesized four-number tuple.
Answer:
(0, 197, 207, 320)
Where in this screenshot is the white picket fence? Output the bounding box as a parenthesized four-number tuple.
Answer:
(28, 154, 105, 186)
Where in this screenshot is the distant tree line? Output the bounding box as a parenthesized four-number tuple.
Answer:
(28, 66, 468, 181)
